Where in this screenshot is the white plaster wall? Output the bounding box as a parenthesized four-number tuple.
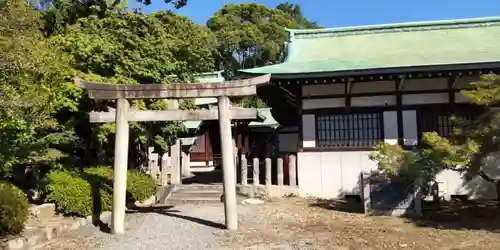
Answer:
(302, 83, 344, 96)
(302, 114, 316, 148)
(455, 76, 480, 89)
(402, 110, 418, 146)
(297, 111, 397, 199)
(297, 79, 497, 200)
(297, 151, 378, 199)
(400, 108, 499, 200)
(383, 111, 398, 145)
(402, 93, 448, 105)
(279, 133, 298, 152)
(435, 152, 500, 200)
(455, 92, 470, 103)
(403, 78, 448, 91)
(351, 95, 396, 107)
(302, 98, 344, 109)
(351, 81, 395, 94)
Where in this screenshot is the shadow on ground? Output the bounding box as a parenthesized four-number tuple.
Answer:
(309, 198, 500, 232)
(182, 170, 223, 185)
(410, 200, 500, 232)
(309, 197, 364, 214)
(126, 205, 226, 229)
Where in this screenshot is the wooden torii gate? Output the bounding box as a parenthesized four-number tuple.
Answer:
(75, 74, 271, 234)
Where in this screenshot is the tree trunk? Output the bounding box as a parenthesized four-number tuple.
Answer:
(479, 171, 500, 205)
(496, 183, 500, 205)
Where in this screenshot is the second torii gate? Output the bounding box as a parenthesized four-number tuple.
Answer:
(76, 74, 271, 234)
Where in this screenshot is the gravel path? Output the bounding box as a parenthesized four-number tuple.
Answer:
(41, 203, 242, 250)
(39, 197, 500, 250)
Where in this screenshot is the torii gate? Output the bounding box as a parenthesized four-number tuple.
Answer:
(75, 74, 271, 234)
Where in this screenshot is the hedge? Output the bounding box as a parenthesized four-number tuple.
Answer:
(0, 181, 29, 236)
(44, 166, 156, 217)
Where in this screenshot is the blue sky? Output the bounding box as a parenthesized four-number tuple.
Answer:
(131, 0, 500, 28)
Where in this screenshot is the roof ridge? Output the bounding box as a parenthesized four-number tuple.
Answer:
(287, 16, 500, 39)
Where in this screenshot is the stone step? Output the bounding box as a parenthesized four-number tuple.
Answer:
(168, 196, 221, 203)
(28, 204, 56, 222)
(170, 192, 222, 198)
(165, 184, 223, 204)
(178, 184, 223, 190)
(174, 188, 223, 194)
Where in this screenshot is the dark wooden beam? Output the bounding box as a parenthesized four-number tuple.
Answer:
(345, 80, 352, 111)
(448, 76, 457, 113)
(398, 77, 405, 91)
(451, 75, 460, 89)
(395, 78, 404, 146)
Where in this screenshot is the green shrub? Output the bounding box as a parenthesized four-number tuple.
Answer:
(43, 170, 112, 217)
(84, 166, 156, 202)
(0, 181, 29, 236)
(126, 169, 157, 201)
(44, 166, 156, 217)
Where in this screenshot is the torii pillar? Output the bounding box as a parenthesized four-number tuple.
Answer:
(76, 74, 270, 233)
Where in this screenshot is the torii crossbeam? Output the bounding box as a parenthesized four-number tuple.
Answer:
(76, 74, 270, 234)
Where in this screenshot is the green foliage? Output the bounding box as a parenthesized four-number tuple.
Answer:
(124, 168, 157, 201)
(370, 142, 445, 182)
(207, 2, 316, 108)
(370, 142, 414, 177)
(371, 74, 500, 200)
(276, 2, 320, 29)
(0, 0, 76, 178)
(233, 96, 268, 108)
(0, 181, 29, 236)
(51, 9, 218, 154)
(55, 11, 218, 83)
(44, 166, 155, 217)
(44, 170, 109, 217)
(207, 3, 298, 76)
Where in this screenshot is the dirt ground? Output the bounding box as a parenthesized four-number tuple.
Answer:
(216, 198, 500, 250)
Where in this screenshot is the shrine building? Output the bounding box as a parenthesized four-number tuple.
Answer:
(240, 17, 500, 200)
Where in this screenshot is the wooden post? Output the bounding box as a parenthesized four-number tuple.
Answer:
(253, 157, 260, 185)
(218, 96, 238, 230)
(277, 157, 284, 186)
(241, 154, 247, 186)
(289, 155, 297, 187)
(111, 98, 130, 234)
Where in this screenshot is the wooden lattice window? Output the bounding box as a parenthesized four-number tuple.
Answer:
(316, 112, 383, 148)
(417, 107, 477, 139)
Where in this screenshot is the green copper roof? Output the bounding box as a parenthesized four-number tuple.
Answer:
(240, 16, 500, 75)
(249, 108, 279, 128)
(192, 71, 225, 106)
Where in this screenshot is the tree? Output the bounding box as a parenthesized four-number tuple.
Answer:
(38, 0, 188, 36)
(0, 0, 76, 179)
(51, 9, 219, 164)
(276, 2, 320, 29)
(207, 3, 298, 76)
(208, 3, 304, 108)
(370, 74, 500, 202)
